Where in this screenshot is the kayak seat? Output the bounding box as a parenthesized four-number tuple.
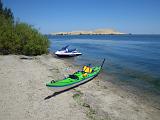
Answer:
(69, 74, 78, 79)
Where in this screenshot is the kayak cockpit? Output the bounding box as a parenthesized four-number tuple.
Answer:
(68, 74, 79, 79)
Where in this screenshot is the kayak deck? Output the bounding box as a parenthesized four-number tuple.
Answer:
(46, 66, 101, 87)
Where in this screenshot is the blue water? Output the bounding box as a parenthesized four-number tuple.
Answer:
(48, 35, 160, 90)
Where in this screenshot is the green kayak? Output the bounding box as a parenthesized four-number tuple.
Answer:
(46, 59, 105, 92)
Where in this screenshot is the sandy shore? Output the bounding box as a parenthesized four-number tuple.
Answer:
(0, 54, 160, 120)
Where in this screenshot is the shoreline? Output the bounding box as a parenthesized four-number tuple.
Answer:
(0, 54, 160, 120)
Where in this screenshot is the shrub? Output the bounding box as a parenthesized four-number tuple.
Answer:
(0, 0, 50, 55)
(15, 23, 50, 55)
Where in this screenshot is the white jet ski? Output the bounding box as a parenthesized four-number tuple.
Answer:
(55, 45, 82, 57)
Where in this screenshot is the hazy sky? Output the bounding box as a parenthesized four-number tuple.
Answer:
(3, 0, 160, 34)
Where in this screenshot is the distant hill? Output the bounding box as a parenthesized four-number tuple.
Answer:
(51, 29, 125, 35)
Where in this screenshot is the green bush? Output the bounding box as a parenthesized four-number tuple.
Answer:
(0, 0, 50, 55)
(15, 23, 50, 55)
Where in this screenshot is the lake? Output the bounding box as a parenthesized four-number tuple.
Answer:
(48, 35, 160, 91)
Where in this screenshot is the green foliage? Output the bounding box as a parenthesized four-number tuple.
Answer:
(0, 0, 50, 55)
(15, 23, 50, 55)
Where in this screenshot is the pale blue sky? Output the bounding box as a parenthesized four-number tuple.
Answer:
(3, 0, 160, 34)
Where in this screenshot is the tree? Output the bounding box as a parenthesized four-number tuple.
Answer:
(0, 0, 3, 11)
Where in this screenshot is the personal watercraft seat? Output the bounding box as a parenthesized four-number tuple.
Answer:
(68, 48, 76, 52)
